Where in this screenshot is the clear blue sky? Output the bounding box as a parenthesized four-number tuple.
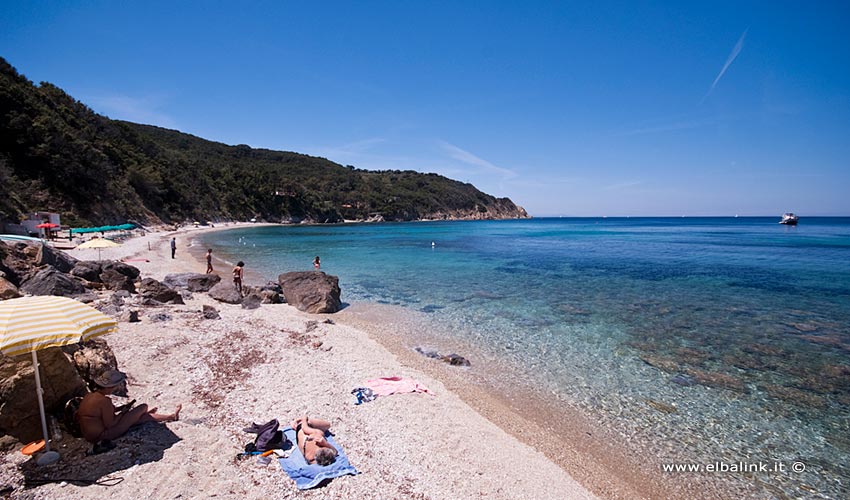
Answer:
(2, 1, 849, 216)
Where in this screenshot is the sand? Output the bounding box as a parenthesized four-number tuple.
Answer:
(2, 224, 602, 499)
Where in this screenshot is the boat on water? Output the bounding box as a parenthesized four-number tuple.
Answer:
(779, 213, 799, 225)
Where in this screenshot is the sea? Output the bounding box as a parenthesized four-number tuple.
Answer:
(200, 217, 850, 498)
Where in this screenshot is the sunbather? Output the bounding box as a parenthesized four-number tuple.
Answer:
(291, 416, 337, 466)
(77, 370, 181, 447)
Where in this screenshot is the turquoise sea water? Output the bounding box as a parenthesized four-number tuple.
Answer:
(202, 218, 850, 497)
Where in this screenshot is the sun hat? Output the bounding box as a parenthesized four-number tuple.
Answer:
(94, 369, 126, 388)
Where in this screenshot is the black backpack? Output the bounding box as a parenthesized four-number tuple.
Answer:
(63, 396, 84, 438)
(243, 419, 286, 452)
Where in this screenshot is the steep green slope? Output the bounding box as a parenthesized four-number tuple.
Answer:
(0, 58, 528, 226)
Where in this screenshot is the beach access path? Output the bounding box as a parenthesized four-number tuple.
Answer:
(3, 224, 604, 499)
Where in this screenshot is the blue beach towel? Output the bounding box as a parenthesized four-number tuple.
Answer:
(278, 426, 359, 490)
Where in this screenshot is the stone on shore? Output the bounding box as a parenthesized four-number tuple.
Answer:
(0, 276, 21, 300)
(208, 281, 242, 304)
(139, 277, 185, 304)
(19, 266, 87, 296)
(70, 261, 103, 282)
(99, 261, 140, 293)
(61, 338, 123, 394)
(278, 271, 342, 314)
(163, 272, 221, 292)
(0, 347, 86, 442)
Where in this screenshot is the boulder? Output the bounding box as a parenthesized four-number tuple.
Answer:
(71, 261, 103, 282)
(164, 273, 221, 292)
(101, 261, 141, 280)
(61, 338, 123, 394)
(0, 347, 87, 442)
(0, 276, 22, 300)
(0, 242, 35, 286)
(121, 310, 140, 322)
(99, 269, 136, 292)
(138, 278, 184, 304)
(241, 293, 262, 310)
(202, 305, 220, 320)
(19, 266, 87, 297)
(259, 289, 282, 304)
(278, 271, 342, 314)
(208, 281, 242, 304)
(441, 353, 471, 367)
(35, 244, 77, 273)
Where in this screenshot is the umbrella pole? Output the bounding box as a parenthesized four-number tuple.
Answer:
(31, 351, 51, 453)
(31, 351, 60, 465)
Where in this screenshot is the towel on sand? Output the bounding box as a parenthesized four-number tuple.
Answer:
(364, 376, 434, 396)
(278, 427, 358, 490)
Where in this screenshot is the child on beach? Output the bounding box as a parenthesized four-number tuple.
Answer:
(233, 261, 244, 295)
(206, 249, 214, 274)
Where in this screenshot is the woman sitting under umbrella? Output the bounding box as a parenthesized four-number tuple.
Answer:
(77, 370, 181, 452)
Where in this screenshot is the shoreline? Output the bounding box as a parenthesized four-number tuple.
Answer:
(7, 224, 599, 499)
(185, 226, 719, 498)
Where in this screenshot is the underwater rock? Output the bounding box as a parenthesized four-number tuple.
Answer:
(673, 347, 711, 365)
(686, 369, 747, 393)
(644, 398, 677, 414)
(669, 373, 697, 386)
(639, 354, 680, 373)
(762, 384, 827, 409)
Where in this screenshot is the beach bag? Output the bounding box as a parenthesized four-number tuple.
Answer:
(243, 419, 286, 452)
(63, 396, 84, 438)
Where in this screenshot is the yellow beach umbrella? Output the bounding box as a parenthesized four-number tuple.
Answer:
(0, 296, 118, 464)
(76, 238, 121, 261)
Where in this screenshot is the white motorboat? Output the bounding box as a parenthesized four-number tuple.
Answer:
(779, 213, 799, 225)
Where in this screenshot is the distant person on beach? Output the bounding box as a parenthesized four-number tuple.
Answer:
(233, 261, 244, 294)
(77, 370, 181, 450)
(206, 249, 214, 274)
(291, 415, 337, 466)
(170, 237, 176, 259)
(313, 256, 321, 270)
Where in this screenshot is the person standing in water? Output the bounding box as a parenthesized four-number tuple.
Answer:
(232, 261, 244, 295)
(313, 256, 321, 270)
(205, 249, 214, 274)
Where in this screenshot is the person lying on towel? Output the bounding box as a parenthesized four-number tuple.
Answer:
(77, 370, 181, 450)
(291, 416, 337, 466)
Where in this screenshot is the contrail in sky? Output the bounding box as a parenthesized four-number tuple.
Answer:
(703, 28, 748, 103)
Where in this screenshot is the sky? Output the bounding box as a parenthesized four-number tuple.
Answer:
(1, 1, 849, 216)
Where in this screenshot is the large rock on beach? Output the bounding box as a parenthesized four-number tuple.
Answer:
(0, 276, 22, 300)
(139, 278, 184, 304)
(61, 338, 123, 394)
(0, 347, 87, 442)
(208, 282, 243, 304)
(35, 243, 77, 273)
(164, 272, 221, 292)
(71, 261, 103, 282)
(101, 261, 141, 280)
(19, 266, 87, 297)
(278, 271, 342, 314)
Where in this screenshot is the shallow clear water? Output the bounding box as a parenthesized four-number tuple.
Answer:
(202, 218, 850, 497)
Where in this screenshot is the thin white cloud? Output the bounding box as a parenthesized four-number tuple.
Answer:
(86, 94, 177, 128)
(703, 28, 748, 103)
(437, 140, 518, 179)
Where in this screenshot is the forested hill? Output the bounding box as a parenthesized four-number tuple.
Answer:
(0, 57, 528, 227)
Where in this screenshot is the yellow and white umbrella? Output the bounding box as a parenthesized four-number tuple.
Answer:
(76, 238, 121, 261)
(0, 296, 118, 464)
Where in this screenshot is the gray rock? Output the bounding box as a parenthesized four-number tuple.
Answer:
(19, 266, 87, 297)
(241, 293, 262, 309)
(208, 281, 242, 304)
(71, 261, 103, 282)
(139, 277, 184, 304)
(74, 293, 98, 304)
(35, 243, 78, 273)
(121, 310, 140, 322)
(148, 312, 172, 322)
(164, 273, 221, 292)
(100, 261, 140, 280)
(202, 305, 220, 320)
(259, 289, 282, 304)
(278, 271, 342, 314)
(179, 289, 194, 300)
(99, 269, 136, 292)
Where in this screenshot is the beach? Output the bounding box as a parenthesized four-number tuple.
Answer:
(2, 224, 606, 499)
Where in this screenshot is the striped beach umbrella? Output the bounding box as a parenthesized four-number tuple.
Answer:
(0, 296, 118, 464)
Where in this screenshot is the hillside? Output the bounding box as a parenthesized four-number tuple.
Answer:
(0, 58, 528, 227)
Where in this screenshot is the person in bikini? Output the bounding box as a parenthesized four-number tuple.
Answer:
(291, 415, 337, 466)
(206, 248, 214, 274)
(232, 261, 244, 295)
(76, 370, 181, 451)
